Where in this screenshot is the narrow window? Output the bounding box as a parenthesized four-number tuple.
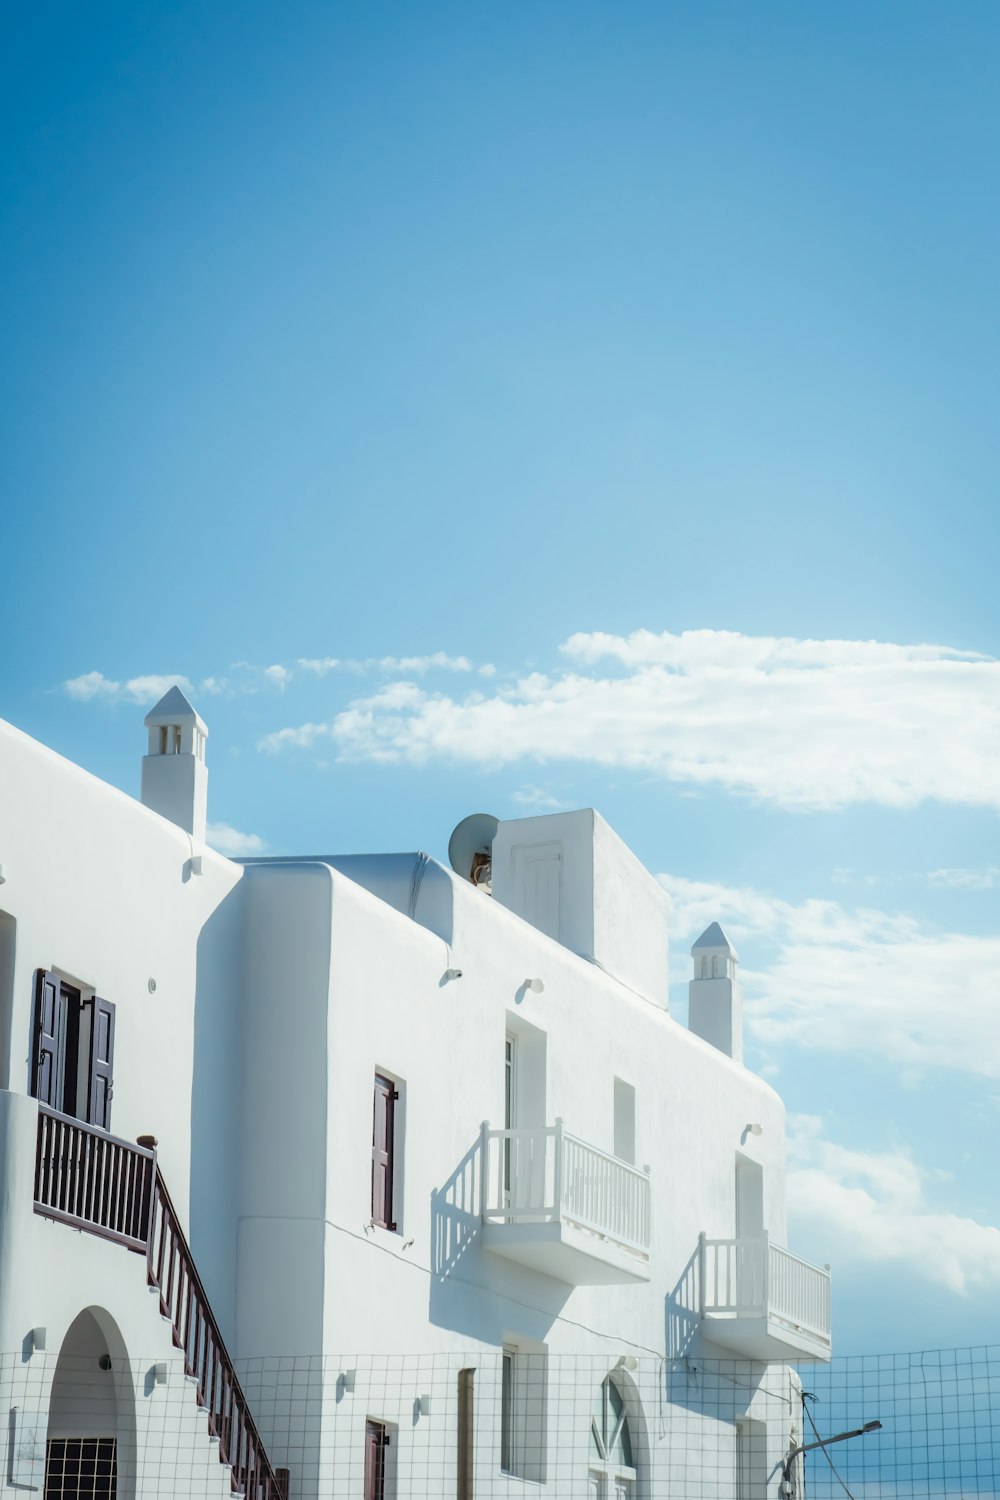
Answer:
(500, 1343, 546, 1482)
(613, 1078, 636, 1165)
(500, 1349, 515, 1474)
(457, 1368, 475, 1500)
(364, 1420, 389, 1500)
(371, 1073, 398, 1230)
(504, 1035, 516, 1201)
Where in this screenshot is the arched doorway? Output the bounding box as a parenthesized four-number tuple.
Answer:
(589, 1371, 638, 1497)
(45, 1309, 135, 1499)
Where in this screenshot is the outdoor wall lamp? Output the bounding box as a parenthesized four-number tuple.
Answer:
(526, 977, 544, 993)
(0, 863, 6, 884)
(152, 1363, 168, 1386)
(746, 1122, 763, 1136)
(615, 1355, 639, 1373)
(444, 968, 464, 981)
(417, 1394, 431, 1417)
(29, 1328, 46, 1354)
(341, 1369, 356, 1393)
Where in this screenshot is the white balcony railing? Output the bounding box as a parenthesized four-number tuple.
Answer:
(481, 1120, 651, 1258)
(701, 1233, 831, 1346)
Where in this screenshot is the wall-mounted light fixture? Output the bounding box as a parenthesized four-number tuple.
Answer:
(526, 978, 545, 994)
(29, 1328, 46, 1354)
(615, 1355, 639, 1373)
(342, 1369, 356, 1394)
(746, 1122, 763, 1137)
(0, 863, 7, 885)
(443, 968, 464, 981)
(152, 1363, 168, 1386)
(417, 1394, 431, 1417)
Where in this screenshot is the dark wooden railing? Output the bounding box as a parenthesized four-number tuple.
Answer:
(34, 1105, 154, 1252)
(34, 1105, 281, 1499)
(147, 1166, 280, 1499)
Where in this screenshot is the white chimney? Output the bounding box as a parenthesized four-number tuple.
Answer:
(140, 686, 208, 841)
(688, 921, 742, 1062)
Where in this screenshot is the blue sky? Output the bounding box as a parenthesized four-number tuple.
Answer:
(3, 2, 998, 1356)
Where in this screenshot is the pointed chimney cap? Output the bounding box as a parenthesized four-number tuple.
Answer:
(691, 921, 738, 960)
(143, 685, 207, 735)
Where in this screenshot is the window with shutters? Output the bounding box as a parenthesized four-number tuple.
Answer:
(30, 970, 116, 1130)
(371, 1072, 400, 1231)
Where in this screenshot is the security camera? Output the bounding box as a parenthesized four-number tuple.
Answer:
(444, 967, 464, 981)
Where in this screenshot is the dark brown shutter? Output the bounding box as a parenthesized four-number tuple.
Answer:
(31, 970, 60, 1109)
(87, 997, 116, 1130)
(371, 1074, 397, 1230)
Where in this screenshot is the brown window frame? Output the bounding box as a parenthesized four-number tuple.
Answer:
(364, 1419, 390, 1500)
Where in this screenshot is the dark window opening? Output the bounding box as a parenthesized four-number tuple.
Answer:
(45, 1437, 117, 1498)
(457, 1368, 475, 1500)
(364, 1420, 389, 1500)
(501, 1349, 514, 1473)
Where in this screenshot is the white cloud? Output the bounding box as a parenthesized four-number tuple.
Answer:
(927, 866, 1000, 890)
(258, 721, 332, 754)
(63, 671, 193, 704)
(376, 653, 474, 674)
(297, 657, 341, 676)
(263, 664, 291, 690)
(788, 1118, 1000, 1295)
(257, 629, 1000, 812)
(297, 652, 476, 678)
(205, 822, 267, 857)
(661, 873, 1000, 1080)
(511, 784, 566, 811)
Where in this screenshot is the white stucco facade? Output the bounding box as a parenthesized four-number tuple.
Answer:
(0, 695, 831, 1498)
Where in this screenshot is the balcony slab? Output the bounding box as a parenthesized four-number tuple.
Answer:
(482, 1218, 651, 1285)
(701, 1312, 832, 1362)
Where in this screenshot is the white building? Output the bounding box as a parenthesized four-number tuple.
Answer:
(0, 692, 831, 1499)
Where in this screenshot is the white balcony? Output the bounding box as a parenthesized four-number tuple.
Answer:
(480, 1120, 651, 1285)
(700, 1233, 832, 1361)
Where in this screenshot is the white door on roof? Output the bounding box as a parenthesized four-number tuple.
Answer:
(512, 842, 562, 941)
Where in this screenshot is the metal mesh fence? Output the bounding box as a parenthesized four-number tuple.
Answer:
(1, 1345, 998, 1497)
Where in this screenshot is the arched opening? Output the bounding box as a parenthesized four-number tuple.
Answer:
(589, 1370, 647, 1498)
(46, 1309, 135, 1499)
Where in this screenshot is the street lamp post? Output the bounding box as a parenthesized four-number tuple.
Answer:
(780, 1419, 882, 1497)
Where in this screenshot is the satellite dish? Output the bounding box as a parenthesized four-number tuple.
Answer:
(448, 813, 499, 884)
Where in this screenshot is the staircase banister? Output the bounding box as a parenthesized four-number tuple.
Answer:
(36, 1101, 157, 1160)
(148, 1165, 280, 1491)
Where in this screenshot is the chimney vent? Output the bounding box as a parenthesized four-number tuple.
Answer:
(140, 686, 208, 841)
(688, 922, 742, 1062)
